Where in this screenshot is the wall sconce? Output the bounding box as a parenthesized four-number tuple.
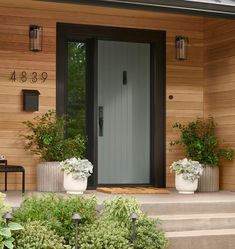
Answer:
(29, 25, 43, 52)
(175, 36, 188, 60)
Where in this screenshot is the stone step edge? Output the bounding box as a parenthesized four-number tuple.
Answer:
(141, 200, 235, 205)
(151, 213, 235, 220)
(166, 228, 235, 238)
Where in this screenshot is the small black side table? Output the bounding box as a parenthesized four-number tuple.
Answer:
(0, 160, 25, 193)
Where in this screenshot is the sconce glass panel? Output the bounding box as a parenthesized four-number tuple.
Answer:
(29, 25, 43, 52)
(175, 36, 188, 60)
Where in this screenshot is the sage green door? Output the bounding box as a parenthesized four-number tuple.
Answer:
(98, 40, 150, 184)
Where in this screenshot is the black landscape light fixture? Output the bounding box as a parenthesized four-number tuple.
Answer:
(72, 213, 81, 249)
(29, 25, 43, 52)
(2, 212, 13, 224)
(130, 212, 138, 248)
(175, 35, 188, 60)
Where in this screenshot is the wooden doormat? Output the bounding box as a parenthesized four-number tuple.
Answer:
(96, 187, 169, 194)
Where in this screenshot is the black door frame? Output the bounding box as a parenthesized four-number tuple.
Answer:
(56, 23, 166, 189)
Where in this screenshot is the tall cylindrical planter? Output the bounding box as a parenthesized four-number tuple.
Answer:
(63, 173, 87, 194)
(197, 165, 219, 192)
(37, 162, 64, 192)
(175, 174, 198, 194)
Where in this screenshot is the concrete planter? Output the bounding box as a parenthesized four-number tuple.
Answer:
(63, 173, 87, 194)
(37, 162, 64, 192)
(197, 165, 219, 192)
(175, 174, 198, 194)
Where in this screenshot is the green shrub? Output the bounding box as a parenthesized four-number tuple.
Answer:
(14, 221, 66, 249)
(136, 218, 168, 249)
(22, 110, 86, 161)
(170, 117, 234, 166)
(13, 194, 97, 245)
(13, 194, 168, 249)
(79, 220, 131, 249)
(101, 196, 168, 249)
(62, 134, 86, 160)
(101, 196, 143, 224)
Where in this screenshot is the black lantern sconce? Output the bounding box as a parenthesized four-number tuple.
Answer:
(29, 25, 43, 52)
(175, 36, 188, 60)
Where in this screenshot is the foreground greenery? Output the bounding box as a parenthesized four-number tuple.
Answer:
(0, 193, 23, 249)
(0, 193, 168, 249)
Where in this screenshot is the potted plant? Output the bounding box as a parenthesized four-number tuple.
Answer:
(170, 158, 203, 194)
(59, 157, 93, 194)
(170, 117, 234, 192)
(22, 110, 86, 192)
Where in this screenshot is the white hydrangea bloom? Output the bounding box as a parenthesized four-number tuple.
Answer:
(170, 158, 203, 182)
(59, 157, 93, 180)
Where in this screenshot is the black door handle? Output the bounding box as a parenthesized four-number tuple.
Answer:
(99, 106, 103, 136)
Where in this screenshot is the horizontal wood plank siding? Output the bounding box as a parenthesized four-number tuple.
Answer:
(0, 0, 204, 190)
(204, 18, 235, 190)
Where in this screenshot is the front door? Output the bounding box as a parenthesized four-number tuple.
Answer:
(57, 23, 166, 188)
(98, 41, 150, 184)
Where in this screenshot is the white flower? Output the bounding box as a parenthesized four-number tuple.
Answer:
(59, 157, 93, 180)
(170, 158, 203, 182)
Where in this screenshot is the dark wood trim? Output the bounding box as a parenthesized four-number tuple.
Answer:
(56, 23, 166, 188)
(86, 39, 97, 188)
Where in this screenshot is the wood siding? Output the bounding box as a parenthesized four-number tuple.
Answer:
(204, 18, 235, 190)
(0, 0, 204, 190)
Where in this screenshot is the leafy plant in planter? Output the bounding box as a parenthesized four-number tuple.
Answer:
(170, 158, 203, 182)
(170, 117, 234, 191)
(170, 158, 203, 194)
(22, 110, 86, 161)
(60, 157, 93, 194)
(22, 110, 86, 192)
(170, 117, 233, 166)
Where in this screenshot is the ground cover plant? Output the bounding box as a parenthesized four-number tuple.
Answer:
(0, 193, 23, 249)
(14, 221, 65, 249)
(12, 194, 168, 249)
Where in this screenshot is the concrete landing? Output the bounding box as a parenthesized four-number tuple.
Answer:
(3, 189, 235, 207)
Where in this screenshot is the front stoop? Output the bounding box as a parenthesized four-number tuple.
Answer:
(155, 213, 235, 231)
(143, 200, 235, 249)
(166, 229, 235, 249)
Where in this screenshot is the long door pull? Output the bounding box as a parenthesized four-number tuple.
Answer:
(99, 106, 104, 136)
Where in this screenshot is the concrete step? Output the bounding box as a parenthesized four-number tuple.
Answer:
(166, 229, 235, 249)
(152, 213, 235, 232)
(142, 201, 235, 215)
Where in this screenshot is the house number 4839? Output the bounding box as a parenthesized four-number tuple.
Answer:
(10, 71, 48, 83)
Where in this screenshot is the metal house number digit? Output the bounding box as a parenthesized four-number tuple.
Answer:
(21, 71, 27, 82)
(32, 72, 37, 83)
(10, 71, 16, 82)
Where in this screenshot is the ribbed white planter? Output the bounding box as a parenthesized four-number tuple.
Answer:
(175, 174, 198, 194)
(197, 165, 219, 192)
(63, 173, 87, 195)
(37, 162, 64, 192)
